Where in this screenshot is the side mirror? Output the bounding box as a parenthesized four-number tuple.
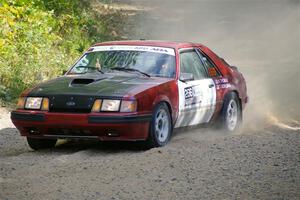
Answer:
(179, 73, 194, 82)
(230, 66, 238, 71)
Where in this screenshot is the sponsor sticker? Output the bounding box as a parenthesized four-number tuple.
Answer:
(215, 78, 231, 90)
(216, 83, 231, 90)
(214, 78, 228, 84)
(208, 68, 217, 77)
(90, 45, 175, 56)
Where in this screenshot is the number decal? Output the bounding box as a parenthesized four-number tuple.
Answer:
(184, 87, 194, 99)
(184, 86, 203, 106)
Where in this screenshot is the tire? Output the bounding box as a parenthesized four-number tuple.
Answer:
(146, 103, 172, 148)
(220, 92, 242, 132)
(27, 137, 57, 150)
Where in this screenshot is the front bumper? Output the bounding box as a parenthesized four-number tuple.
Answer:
(11, 111, 152, 141)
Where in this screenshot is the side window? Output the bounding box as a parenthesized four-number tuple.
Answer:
(180, 50, 207, 80)
(197, 49, 221, 77)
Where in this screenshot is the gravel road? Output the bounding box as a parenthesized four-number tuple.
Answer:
(0, 108, 299, 200)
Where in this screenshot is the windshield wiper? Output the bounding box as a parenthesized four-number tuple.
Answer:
(75, 66, 104, 74)
(111, 67, 150, 77)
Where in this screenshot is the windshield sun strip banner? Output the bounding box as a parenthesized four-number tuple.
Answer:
(90, 45, 175, 56)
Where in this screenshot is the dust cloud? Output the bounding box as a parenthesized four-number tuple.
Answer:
(128, 0, 300, 130)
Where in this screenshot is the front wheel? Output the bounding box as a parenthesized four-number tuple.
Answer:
(27, 137, 57, 150)
(220, 92, 242, 132)
(146, 103, 172, 148)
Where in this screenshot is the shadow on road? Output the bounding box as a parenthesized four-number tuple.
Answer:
(0, 127, 151, 156)
(0, 125, 234, 157)
(55, 140, 148, 153)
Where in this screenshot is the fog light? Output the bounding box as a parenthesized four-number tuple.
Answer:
(106, 129, 119, 137)
(91, 99, 102, 112)
(27, 128, 40, 135)
(16, 97, 26, 109)
(41, 98, 49, 111)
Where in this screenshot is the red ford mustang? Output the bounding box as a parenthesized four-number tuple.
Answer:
(11, 40, 248, 150)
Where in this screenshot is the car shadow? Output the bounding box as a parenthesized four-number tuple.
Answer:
(0, 127, 151, 156)
(0, 125, 230, 157)
(55, 139, 149, 153)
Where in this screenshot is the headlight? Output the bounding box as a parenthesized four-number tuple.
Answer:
(17, 97, 49, 110)
(101, 99, 121, 111)
(92, 99, 138, 112)
(120, 100, 137, 112)
(25, 97, 43, 109)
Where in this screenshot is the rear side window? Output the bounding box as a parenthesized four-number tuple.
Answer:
(180, 50, 207, 80)
(197, 49, 221, 77)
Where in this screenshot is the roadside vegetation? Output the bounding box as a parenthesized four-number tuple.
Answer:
(0, 0, 128, 103)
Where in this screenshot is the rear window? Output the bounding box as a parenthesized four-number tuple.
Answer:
(197, 49, 222, 77)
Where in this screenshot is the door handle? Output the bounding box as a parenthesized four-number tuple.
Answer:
(208, 84, 214, 88)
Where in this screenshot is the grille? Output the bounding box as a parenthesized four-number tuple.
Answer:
(48, 95, 94, 113)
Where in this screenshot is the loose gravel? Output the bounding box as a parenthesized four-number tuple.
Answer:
(0, 109, 299, 200)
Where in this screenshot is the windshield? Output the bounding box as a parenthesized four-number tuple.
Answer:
(68, 45, 176, 78)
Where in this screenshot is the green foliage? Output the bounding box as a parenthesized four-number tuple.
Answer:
(0, 0, 126, 102)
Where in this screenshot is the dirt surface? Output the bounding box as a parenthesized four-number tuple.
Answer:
(0, 109, 300, 200)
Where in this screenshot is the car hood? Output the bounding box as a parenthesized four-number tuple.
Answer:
(28, 73, 172, 98)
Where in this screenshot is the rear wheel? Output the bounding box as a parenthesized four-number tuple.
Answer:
(220, 92, 242, 132)
(146, 103, 172, 148)
(27, 137, 57, 150)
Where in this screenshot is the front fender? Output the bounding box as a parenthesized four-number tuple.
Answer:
(135, 80, 179, 125)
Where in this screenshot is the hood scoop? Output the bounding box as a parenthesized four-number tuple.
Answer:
(71, 77, 107, 86)
(71, 78, 95, 85)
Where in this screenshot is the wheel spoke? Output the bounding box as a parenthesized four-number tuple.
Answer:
(226, 99, 238, 131)
(154, 108, 170, 143)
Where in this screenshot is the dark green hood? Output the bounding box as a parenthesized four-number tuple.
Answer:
(28, 73, 170, 98)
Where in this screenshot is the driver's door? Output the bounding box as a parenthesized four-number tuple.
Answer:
(175, 49, 216, 128)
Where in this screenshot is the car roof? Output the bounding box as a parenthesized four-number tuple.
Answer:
(93, 40, 204, 49)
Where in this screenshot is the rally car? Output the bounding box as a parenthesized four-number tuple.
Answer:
(11, 40, 248, 150)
